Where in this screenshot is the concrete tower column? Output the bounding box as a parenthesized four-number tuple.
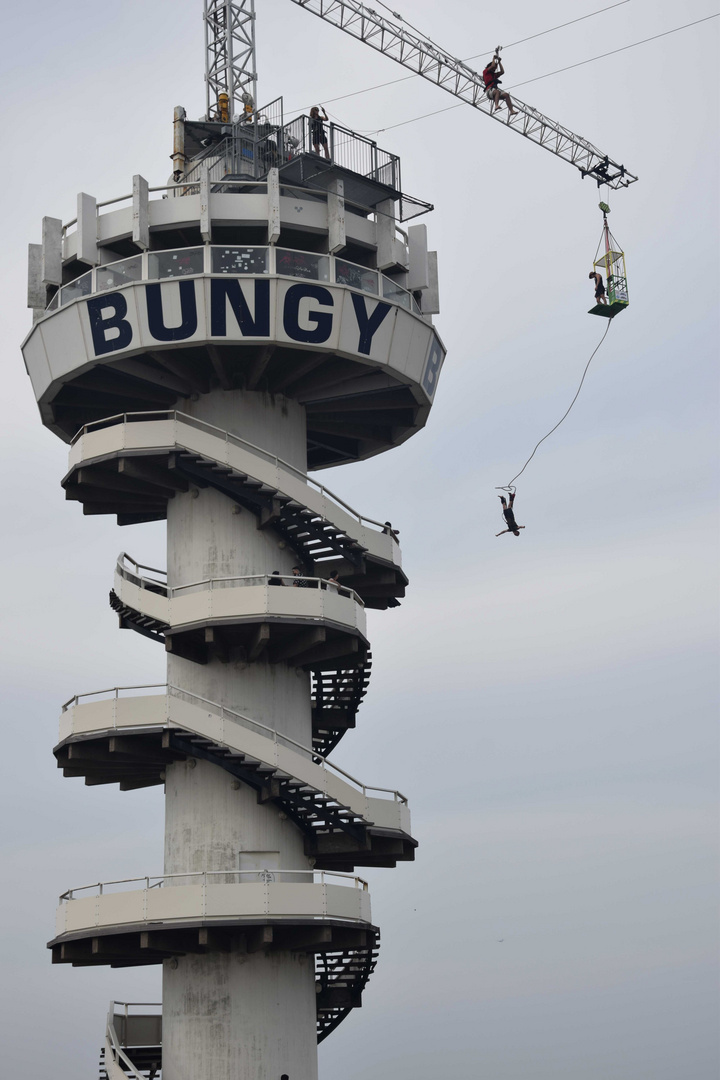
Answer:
(163, 389, 318, 1078)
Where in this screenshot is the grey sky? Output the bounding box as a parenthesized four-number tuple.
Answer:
(0, 0, 717, 1076)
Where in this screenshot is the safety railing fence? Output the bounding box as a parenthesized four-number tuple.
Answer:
(70, 409, 400, 541)
(118, 553, 167, 585)
(281, 115, 399, 191)
(111, 1001, 162, 1019)
(183, 97, 287, 186)
(115, 552, 365, 606)
(61, 868, 370, 902)
(62, 178, 410, 233)
(106, 1001, 162, 1080)
(45, 242, 420, 315)
(59, 681, 408, 804)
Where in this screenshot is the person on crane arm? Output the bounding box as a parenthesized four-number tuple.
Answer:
(483, 55, 518, 116)
(496, 490, 525, 537)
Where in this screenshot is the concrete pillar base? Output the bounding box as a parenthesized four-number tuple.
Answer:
(162, 948, 319, 1080)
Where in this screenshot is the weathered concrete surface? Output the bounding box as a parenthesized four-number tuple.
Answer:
(162, 388, 318, 1079)
(162, 948, 318, 1080)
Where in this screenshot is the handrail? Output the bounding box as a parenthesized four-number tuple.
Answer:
(105, 1003, 156, 1080)
(61, 682, 166, 710)
(106, 1029, 146, 1080)
(61, 867, 369, 902)
(111, 1001, 162, 1010)
(115, 552, 366, 607)
(119, 552, 167, 579)
(71, 408, 399, 540)
(60, 681, 407, 803)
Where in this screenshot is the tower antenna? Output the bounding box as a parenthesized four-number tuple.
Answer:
(204, 0, 257, 120)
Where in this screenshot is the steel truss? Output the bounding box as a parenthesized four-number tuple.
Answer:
(205, 0, 258, 119)
(291, 0, 637, 189)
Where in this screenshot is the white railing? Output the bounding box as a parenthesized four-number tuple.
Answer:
(61, 868, 369, 902)
(106, 1002, 161, 1080)
(47, 241, 421, 316)
(62, 178, 410, 243)
(70, 409, 400, 542)
(116, 552, 366, 607)
(60, 681, 407, 804)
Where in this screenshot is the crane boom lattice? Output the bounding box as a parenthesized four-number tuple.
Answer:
(205, 0, 258, 119)
(291, 0, 637, 189)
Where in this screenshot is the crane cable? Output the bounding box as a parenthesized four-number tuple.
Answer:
(290, 0, 634, 113)
(367, 13, 719, 135)
(498, 320, 613, 492)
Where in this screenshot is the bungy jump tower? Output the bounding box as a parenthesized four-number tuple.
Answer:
(22, 2, 444, 1076)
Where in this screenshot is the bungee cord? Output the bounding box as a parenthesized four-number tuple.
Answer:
(500, 320, 613, 491)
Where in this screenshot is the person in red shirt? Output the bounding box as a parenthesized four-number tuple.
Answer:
(482, 56, 518, 116)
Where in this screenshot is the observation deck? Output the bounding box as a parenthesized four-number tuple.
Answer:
(24, 113, 444, 468)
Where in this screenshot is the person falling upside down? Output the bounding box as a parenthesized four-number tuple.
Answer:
(496, 490, 525, 537)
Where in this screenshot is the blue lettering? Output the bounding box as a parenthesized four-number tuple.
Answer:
(146, 281, 198, 342)
(210, 278, 270, 337)
(87, 293, 133, 356)
(421, 338, 444, 398)
(283, 284, 333, 344)
(350, 293, 392, 355)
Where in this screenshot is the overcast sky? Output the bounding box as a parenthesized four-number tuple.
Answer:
(0, 1, 718, 1077)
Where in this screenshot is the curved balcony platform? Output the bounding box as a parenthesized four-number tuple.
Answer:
(56, 688, 416, 871)
(50, 870, 378, 1040)
(22, 245, 445, 468)
(112, 554, 368, 668)
(65, 412, 406, 608)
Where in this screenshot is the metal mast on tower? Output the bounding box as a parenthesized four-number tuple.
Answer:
(205, 0, 258, 119)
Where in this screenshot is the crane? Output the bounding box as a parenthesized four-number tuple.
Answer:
(290, 0, 638, 189)
(204, 0, 257, 121)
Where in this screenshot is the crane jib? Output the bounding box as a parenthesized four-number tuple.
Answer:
(291, 0, 638, 189)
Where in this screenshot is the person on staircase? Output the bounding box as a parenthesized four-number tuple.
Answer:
(325, 570, 341, 593)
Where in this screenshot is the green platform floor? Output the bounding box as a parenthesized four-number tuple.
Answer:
(588, 300, 629, 318)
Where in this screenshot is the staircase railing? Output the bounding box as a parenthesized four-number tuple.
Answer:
(115, 552, 366, 606)
(70, 410, 400, 539)
(60, 682, 407, 803)
(105, 1001, 161, 1080)
(62, 868, 369, 902)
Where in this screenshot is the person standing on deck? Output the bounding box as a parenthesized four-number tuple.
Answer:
(310, 106, 330, 159)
